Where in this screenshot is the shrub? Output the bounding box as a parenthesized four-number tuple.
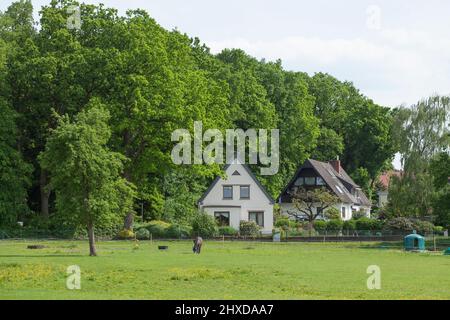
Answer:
(117, 229, 135, 239)
(135, 228, 150, 240)
(413, 220, 434, 235)
(327, 219, 343, 231)
(355, 217, 381, 231)
(325, 207, 341, 220)
(383, 217, 415, 232)
(166, 224, 192, 238)
(218, 226, 238, 236)
(274, 218, 290, 229)
(352, 210, 367, 220)
(433, 226, 444, 235)
(191, 212, 218, 238)
(343, 219, 356, 231)
(289, 220, 299, 229)
(239, 220, 260, 237)
(145, 220, 171, 238)
(313, 220, 327, 231)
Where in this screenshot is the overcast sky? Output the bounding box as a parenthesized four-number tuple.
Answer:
(3, 0, 450, 168)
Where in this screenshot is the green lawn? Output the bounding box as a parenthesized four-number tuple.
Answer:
(0, 240, 449, 300)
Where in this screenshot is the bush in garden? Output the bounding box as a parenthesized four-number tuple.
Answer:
(218, 226, 238, 236)
(413, 220, 434, 235)
(145, 220, 171, 238)
(275, 218, 290, 229)
(191, 212, 218, 238)
(433, 226, 444, 235)
(383, 217, 415, 232)
(352, 210, 367, 220)
(326, 219, 343, 231)
(355, 217, 381, 231)
(289, 220, 299, 229)
(165, 223, 192, 238)
(117, 229, 135, 239)
(135, 228, 150, 240)
(313, 220, 327, 231)
(239, 220, 260, 237)
(325, 207, 341, 220)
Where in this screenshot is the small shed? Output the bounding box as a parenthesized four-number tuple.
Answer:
(404, 231, 425, 251)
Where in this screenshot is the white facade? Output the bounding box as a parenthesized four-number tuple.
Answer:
(198, 162, 274, 234)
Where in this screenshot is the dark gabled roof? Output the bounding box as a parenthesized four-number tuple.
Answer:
(198, 163, 275, 205)
(277, 159, 371, 207)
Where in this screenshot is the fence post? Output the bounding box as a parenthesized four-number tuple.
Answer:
(433, 232, 436, 252)
(150, 233, 153, 245)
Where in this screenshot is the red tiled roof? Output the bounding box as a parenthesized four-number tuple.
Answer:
(378, 170, 403, 190)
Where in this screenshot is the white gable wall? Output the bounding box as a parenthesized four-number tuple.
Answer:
(199, 163, 274, 233)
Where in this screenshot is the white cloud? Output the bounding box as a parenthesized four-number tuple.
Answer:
(208, 28, 450, 107)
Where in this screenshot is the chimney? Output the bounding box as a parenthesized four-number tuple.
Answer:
(329, 157, 340, 174)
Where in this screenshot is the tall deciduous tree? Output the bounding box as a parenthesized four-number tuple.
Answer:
(387, 96, 450, 219)
(307, 73, 396, 196)
(0, 101, 31, 225)
(0, 14, 31, 226)
(40, 100, 135, 256)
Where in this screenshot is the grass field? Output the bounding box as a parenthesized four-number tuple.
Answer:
(0, 240, 449, 300)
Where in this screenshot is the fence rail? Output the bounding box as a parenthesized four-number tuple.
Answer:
(1, 228, 449, 248)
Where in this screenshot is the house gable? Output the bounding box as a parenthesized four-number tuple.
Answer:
(278, 159, 371, 207)
(198, 162, 274, 205)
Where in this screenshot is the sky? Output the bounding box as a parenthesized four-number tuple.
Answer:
(3, 0, 450, 168)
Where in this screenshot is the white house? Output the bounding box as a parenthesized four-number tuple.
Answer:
(278, 159, 371, 221)
(198, 161, 274, 234)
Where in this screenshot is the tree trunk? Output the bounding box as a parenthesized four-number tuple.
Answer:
(40, 169, 50, 218)
(124, 212, 134, 230)
(87, 221, 97, 256)
(122, 156, 134, 230)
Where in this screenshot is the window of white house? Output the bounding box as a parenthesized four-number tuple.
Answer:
(240, 185, 250, 199)
(316, 177, 325, 185)
(249, 211, 264, 227)
(223, 186, 233, 199)
(214, 212, 230, 226)
(294, 177, 304, 186)
(341, 207, 346, 219)
(304, 177, 316, 185)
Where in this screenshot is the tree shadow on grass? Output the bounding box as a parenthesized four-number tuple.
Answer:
(356, 241, 402, 250)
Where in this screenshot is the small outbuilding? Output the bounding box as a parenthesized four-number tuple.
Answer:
(404, 231, 425, 251)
